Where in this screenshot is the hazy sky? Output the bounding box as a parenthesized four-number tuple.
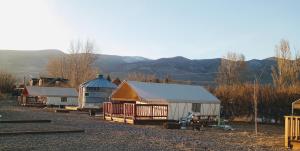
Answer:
(0, 0, 299, 59)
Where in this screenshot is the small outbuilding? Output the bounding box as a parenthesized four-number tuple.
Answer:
(104, 81, 220, 124)
(78, 75, 117, 109)
(21, 86, 78, 107)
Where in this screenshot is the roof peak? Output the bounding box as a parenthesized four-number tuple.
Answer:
(80, 76, 117, 88)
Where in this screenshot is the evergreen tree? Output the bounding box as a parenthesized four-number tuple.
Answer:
(106, 74, 111, 81)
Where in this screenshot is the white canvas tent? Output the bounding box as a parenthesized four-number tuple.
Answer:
(23, 86, 78, 106)
(111, 81, 221, 121)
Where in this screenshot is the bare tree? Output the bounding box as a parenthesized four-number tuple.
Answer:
(272, 39, 300, 88)
(47, 40, 99, 88)
(216, 52, 246, 85)
(0, 70, 16, 93)
(47, 55, 68, 78)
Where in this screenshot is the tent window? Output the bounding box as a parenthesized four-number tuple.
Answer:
(192, 103, 201, 112)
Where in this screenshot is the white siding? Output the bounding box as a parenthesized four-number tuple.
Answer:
(199, 104, 220, 116)
(167, 103, 220, 121)
(168, 103, 191, 121)
(46, 97, 78, 106)
(79, 87, 114, 109)
(82, 103, 102, 109)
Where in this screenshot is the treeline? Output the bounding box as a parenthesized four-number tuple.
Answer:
(213, 39, 300, 123)
(213, 84, 300, 123)
(127, 72, 192, 85)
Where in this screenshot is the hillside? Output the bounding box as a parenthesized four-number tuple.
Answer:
(0, 49, 276, 85)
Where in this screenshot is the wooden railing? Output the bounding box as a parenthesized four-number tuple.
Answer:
(135, 104, 168, 119)
(103, 102, 123, 117)
(124, 103, 135, 119)
(103, 102, 168, 121)
(285, 116, 300, 148)
(112, 103, 124, 116)
(103, 102, 112, 118)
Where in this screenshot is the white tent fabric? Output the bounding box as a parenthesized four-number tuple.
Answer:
(127, 81, 220, 104)
(26, 86, 78, 97)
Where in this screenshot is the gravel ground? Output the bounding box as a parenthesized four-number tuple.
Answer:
(0, 99, 286, 151)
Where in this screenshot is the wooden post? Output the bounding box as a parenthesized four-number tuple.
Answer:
(151, 105, 154, 119)
(134, 104, 136, 120)
(166, 105, 168, 120)
(110, 103, 113, 121)
(296, 117, 298, 140)
(291, 117, 293, 141)
(103, 103, 106, 120)
(285, 116, 289, 148)
(124, 103, 126, 123)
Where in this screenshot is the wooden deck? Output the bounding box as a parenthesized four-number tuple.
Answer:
(103, 102, 168, 124)
(285, 116, 300, 149)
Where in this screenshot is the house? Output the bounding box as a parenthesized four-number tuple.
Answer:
(104, 81, 220, 124)
(21, 86, 78, 107)
(29, 76, 69, 87)
(78, 75, 117, 109)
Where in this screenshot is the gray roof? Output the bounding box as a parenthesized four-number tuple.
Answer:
(80, 75, 117, 89)
(126, 81, 220, 104)
(25, 86, 78, 97)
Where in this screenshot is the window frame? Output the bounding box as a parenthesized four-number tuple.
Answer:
(192, 103, 201, 112)
(61, 97, 67, 102)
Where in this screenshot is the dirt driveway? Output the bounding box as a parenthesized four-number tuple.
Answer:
(0, 99, 285, 151)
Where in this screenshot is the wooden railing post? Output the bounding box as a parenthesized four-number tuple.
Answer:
(103, 102, 106, 120)
(285, 116, 289, 148)
(134, 104, 136, 120)
(124, 103, 126, 123)
(110, 103, 113, 121)
(151, 105, 153, 119)
(166, 105, 168, 120)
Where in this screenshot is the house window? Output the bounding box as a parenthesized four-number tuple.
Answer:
(85, 92, 89, 96)
(61, 97, 67, 102)
(192, 103, 201, 112)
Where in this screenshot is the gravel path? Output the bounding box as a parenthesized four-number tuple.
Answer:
(0, 100, 285, 151)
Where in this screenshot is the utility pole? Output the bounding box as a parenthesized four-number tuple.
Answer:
(253, 79, 258, 135)
(252, 64, 267, 136)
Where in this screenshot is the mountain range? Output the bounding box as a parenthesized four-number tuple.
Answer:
(0, 49, 276, 85)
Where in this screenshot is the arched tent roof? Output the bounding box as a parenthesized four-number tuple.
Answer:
(111, 81, 220, 104)
(24, 86, 78, 97)
(80, 75, 117, 89)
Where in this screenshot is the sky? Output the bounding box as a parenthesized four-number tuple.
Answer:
(0, 0, 299, 60)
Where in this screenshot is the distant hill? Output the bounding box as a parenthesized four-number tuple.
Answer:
(0, 49, 150, 78)
(106, 56, 276, 85)
(0, 49, 64, 76)
(0, 49, 277, 85)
